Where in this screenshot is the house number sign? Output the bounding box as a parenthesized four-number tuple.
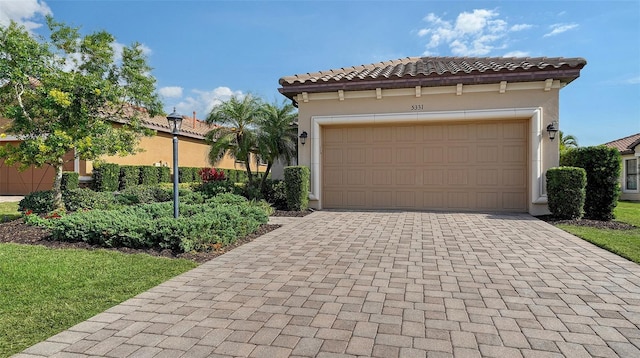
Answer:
(411, 104, 424, 111)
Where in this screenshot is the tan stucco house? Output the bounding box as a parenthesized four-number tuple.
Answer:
(0, 112, 256, 195)
(604, 133, 640, 201)
(279, 56, 587, 215)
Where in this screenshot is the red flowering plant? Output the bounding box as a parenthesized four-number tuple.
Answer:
(198, 167, 226, 183)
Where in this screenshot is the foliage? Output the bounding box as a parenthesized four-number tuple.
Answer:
(178, 166, 199, 183)
(559, 131, 579, 154)
(561, 146, 622, 220)
(198, 167, 226, 182)
(35, 199, 269, 253)
(158, 166, 171, 183)
(18, 190, 56, 214)
(0, 18, 162, 208)
(140, 165, 159, 186)
(256, 100, 298, 191)
(61, 172, 79, 191)
(284, 166, 310, 211)
(546, 167, 586, 219)
(91, 162, 120, 192)
(116, 185, 171, 205)
(119, 165, 140, 190)
(205, 94, 262, 187)
(63, 188, 119, 212)
(193, 180, 236, 198)
(0, 243, 195, 357)
(261, 179, 288, 210)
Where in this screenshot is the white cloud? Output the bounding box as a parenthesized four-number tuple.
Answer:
(504, 51, 530, 57)
(0, 0, 51, 30)
(169, 87, 244, 119)
(159, 86, 183, 98)
(418, 9, 529, 57)
(510, 24, 532, 31)
(624, 76, 640, 85)
(544, 23, 578, 37)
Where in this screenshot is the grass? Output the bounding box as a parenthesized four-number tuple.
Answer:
(0, 244, 197, 357)
(557, 201, 640, 264)
(0, 201, 20, 222)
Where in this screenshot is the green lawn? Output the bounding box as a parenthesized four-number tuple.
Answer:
(0, 201, 20, 222)
(0, 244, 197, 357)
(557, 201, 640, 264)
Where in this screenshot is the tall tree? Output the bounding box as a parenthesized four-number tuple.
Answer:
(256, 100, 298, 191)
(0, 18, 162, 208)
(205, 94, 262, 186)
(559, 131, 579, 153)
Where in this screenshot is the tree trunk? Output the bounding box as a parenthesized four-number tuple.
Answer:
(260, 161, 273, 193)
(51, 162, 65, 211)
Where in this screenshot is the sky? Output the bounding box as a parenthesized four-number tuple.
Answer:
(1, 0, 639, 146)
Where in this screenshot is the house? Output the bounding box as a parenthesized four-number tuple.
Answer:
(0, 111, 258, 195)
(279, 56, 586, 215)
(604, 133, 640, 201)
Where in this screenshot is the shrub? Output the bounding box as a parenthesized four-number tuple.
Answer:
(198, 167, 226, 182)
(207, 193, 249, 206)
(193, 180, 236, 198)
(178, 167, 199, 183)
(546, 167, 586, 219)
(561, 146, 622, 220)
(262, 179, 287, 210)
(140, 166, 160, 186)
(92, 163, 120, 192)
(61, 172, 79, 191)
(19, 190, 55, 214)
(284, 166, 310, 211)
(63, 188, 119, 212)
(158, 166, 171, 183)
(119, 166, 140, 190)
(117, 185, 171, 205)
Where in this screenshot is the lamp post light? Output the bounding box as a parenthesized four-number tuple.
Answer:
(299, 131, 308, 145)
(166, 108, 183, 218)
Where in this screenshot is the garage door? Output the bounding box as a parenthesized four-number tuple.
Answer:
(322, 120, 528, 212)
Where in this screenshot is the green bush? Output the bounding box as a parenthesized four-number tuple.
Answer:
(61, 172, 79, 191)
(92, 163, 120, 192)
(116, 185, 172, 205)
(193, 180, 235, 198)
(178, 167, 199, 183)
(63, 188, 119, 212)
(45, 200, 269, 253)
(561, 146, 622, 220)
(262, 179, 287, 210)
(140, 166, 160, 186)
(119, 166, 140, 190)
(546, 167, 586, 220)
(284, 166, 310, 211)
(158, 166, 171, 183)
(19, 190, 55, 214)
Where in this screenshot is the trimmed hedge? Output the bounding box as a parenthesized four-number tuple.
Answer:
(119, 166, 140, 190)
(546, 167, 586, 219)
(561, 146, 622, 220)
(61, 172, 79, 191)
(92, 163, 120, 192)
(158, 166, 171, 183)
(284, 166, 310, 211)
(63, 188, 119, 212)
(178, 167, 199, 183)
(140, 166, 160, 186)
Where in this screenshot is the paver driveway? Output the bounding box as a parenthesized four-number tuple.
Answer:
(15, 211, 640, 358)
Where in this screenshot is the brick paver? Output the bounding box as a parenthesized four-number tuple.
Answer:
(13, 211, 640, 357)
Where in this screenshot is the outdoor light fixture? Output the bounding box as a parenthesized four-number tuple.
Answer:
(166, 108, 183, 218)
(546, 121, 559, 141)
(299, 131, 308, 145)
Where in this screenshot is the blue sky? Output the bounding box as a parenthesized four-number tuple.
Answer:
(2, 0, 639, 146)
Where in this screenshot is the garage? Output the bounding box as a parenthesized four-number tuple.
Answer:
(322, 120, 527, 211)
(279, 56, 586, 215)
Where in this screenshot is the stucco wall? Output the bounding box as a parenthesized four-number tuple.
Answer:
(294, 81, 562, 215)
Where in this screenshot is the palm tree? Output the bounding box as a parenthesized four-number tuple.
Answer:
(559, 131, 579, 153)
(205, 94, 262, 185)
(257, 100, 298, 191)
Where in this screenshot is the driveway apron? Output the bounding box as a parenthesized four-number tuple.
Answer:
(14, 211, 640, 357)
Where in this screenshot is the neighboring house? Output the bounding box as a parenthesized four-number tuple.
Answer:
(604, 133, 640, 201)
(0, 112, 259, 195)
(279, 56, 586, 215)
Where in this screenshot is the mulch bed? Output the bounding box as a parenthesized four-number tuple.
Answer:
(0, 209, 312, 263)
(536, 215, 637, 230)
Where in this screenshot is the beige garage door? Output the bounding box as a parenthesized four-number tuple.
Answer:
(322, 120, 528, 212)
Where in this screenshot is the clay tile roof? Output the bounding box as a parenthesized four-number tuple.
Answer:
(603, 133, 640, 155)
(279, 56, 587, 99)
(139, 113, 217, 139)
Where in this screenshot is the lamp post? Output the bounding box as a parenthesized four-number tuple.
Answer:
(166, 109, 183, 218)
